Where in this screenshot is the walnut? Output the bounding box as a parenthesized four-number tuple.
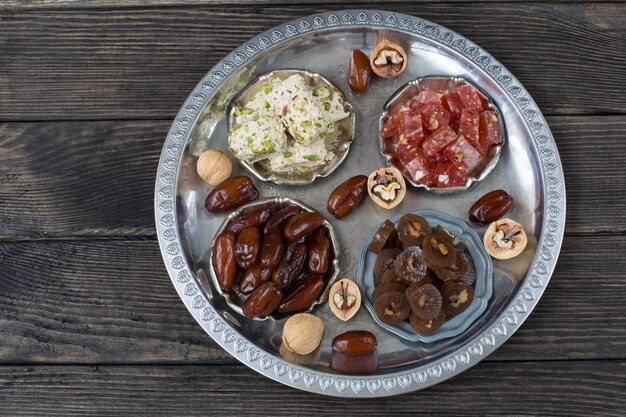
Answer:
(196, 150, 232, 185)
(369, 40, 408, 78)
(281, 313, 324, 355)
(367, 167, 406, 209)
(328, 278, 361, 321)
(483, 219, 528, 259)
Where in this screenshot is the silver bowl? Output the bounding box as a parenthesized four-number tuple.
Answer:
(356, 209, 494, 343)
(208, 197, 341, 320)
(379, 76, 507, 195)
(227, 69, 356, 185)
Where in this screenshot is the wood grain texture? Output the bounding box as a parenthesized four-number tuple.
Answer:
(0, 239, 230, 364)
(1, 116, 623, 238)
(0, 4, 624, 121)
(1, 0, 614, 11)
(0, 362, 624, 416)
(0, 235, 624, 365)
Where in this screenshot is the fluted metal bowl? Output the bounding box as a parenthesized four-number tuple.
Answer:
(379, 76, 506, 195)
(227, 69, 355, 185)
(209, 197, 340, 320)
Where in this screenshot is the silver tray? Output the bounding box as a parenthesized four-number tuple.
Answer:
(155, 9, 566, 397)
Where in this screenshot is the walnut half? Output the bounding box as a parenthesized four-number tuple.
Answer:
(328, 278, 361, 321)
(369, 40, 408, 78)
(367, 167, 406, 209)
(483, 219, 528, 260)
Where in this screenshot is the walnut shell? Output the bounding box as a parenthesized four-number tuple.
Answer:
(483, 219, 528, 260)
(367, 167, 406, 209)
(328, 278, 361, 321)
(282, 313, 324, 355)
(197, 150, 232, 185)
(369, 39, 408, 79)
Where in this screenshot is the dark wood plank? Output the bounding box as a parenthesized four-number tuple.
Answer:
(0, 121, 164, 238)
(1, 0, 614, 11)
(0, 235, 624, 365)
(0, 362, 624, 416)
(0, 239, 230, 365)
(0, 4, 624, 120)
(1, 116, 623, 238)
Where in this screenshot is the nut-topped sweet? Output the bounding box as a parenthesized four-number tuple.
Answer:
(368, 214, 477, 335)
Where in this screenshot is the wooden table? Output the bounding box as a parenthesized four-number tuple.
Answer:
(1, 1, 625, 415)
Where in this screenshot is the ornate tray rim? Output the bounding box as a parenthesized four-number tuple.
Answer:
(154, 9, 566, 397)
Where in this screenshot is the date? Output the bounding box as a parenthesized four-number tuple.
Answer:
(259, 227, 284, 269)
(330, 330, 378, 374)
(307, 228, 330, 274)
(348, 49, 372, 93)
(264, 205, 302, 233)
(234, 227, 261, 268)
(205, 176, 259, 213)
(284, 212, 324, 242)
(272, 242, 307, 288)
(212, 231, 237, 291)
(242, 282, 283, 318)
(239, 264, 272, 294)
(327, 175, 368, 219)
(468, 189, 514, 224)
(278, 274, 325, 313)
(227, 204, 275, 235)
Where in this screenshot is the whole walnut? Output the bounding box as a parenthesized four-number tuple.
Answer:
(282, 313, 324, 355)
(197, 150, 232, 185)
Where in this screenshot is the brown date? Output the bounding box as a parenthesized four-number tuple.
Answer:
(348, 49, 372, 93)
(307, 228, 330, 274)
(330, 330, 378, 374)
(234, 227, 261, 269)
(212, 231, 237, 291)
(264, 205, 302, 233)
(273, 242, 307, 288)
(259, 227, 284, 269)
(227, 203, 275, 235)
(284, 212, 324, 242)
(327, 175, 368, 219)
(204, 176, 259, 213)
(239, 264, 272, 294)
(468, 189, 514, 225)
(242, 282, 283, 318)
(278, 274, 325, 313)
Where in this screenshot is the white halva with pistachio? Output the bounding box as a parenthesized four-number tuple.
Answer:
(228, 74, 350, 173)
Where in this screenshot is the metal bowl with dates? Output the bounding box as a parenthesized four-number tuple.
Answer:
(155, 9, 566, 397)
(209, 197, 340, 320)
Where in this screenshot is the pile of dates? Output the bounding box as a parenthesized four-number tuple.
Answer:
(212, 200, 335, 319)
(368, 214, 476, 335)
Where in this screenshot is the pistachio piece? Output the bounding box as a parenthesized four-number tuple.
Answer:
(328, 278, 361, 321)
(367, 167, 406, 209)
(282, 313, 324, 355)
(369, 40, 408, 78)
(196, 149, 232, 185)
(483, 219, 528, 259)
